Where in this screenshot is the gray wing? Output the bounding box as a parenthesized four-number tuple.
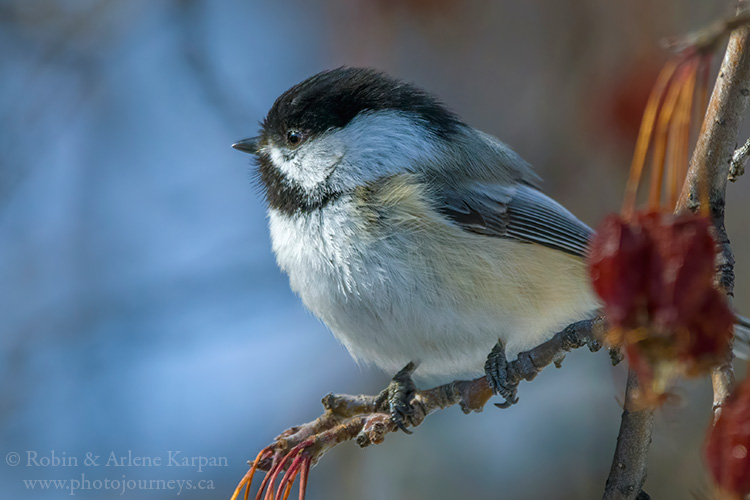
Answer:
(438, 182, 593, 257)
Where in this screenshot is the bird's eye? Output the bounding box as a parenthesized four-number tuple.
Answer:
(286, 130, 303, 147)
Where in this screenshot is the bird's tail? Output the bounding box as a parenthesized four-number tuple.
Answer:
(734, 314, 750, 359)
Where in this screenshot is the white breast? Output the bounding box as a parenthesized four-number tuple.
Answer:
(268, 198, 599, 386)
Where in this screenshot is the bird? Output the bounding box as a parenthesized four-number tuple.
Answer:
(232, 67, 748, 431)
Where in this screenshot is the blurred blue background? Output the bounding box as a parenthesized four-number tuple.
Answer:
(2, 1, 749, 498)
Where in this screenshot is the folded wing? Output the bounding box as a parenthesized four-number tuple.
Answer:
(439, 182, 593, 257)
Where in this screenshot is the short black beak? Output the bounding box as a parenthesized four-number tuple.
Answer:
(232, 137, 259, 154)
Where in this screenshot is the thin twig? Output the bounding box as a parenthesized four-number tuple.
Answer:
(729, 137, 750, 181)
(249, 318, 608, 474)
(662, 11, 750, 57)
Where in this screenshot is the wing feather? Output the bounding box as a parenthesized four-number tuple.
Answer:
(439, 183, 593, 257)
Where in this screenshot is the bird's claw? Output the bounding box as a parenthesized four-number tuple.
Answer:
(379, 362, 418, 434)
(485, 340, 519, 408)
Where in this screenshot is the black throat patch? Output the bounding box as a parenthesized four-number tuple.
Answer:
(255, 153, 342, 215)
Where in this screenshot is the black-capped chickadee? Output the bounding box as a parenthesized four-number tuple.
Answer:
(233, 67, 748, 419)
(235, 66, 598, 380)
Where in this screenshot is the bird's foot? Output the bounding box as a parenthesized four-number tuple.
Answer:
(484, 340, 519, 409)
(376, 362, 419, 434)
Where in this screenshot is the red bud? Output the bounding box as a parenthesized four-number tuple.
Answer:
(588, 210, 733, 398)
(705, 375, 750, 498)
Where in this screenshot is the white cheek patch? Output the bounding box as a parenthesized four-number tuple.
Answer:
(267, 142, 345, 192)
(265, 110, 443, 194)
(267, 147, 306, 186)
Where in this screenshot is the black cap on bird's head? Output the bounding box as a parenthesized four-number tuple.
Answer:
(232, 68, 468, 216)
(232, 67, 463, 156)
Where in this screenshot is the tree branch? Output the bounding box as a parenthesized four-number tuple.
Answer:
(603, 8, 750, 499)
(249, 318, 608, 474)
(676, 7, 750, 417)
(602, 370, 656, 500)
